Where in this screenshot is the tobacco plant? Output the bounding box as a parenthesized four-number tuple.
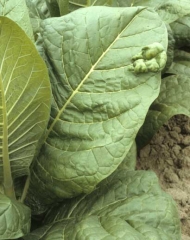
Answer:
(1, 0, 190, 239)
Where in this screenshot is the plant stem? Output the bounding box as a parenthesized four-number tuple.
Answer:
(131, 0, 135, 7)
(2, 127, 15, 199)
(0, 77, 15, 199)
(20, 175, 30, 203)
(69, 1, 86, 7)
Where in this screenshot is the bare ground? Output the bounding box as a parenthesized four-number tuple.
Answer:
(137, 115, 190, 240)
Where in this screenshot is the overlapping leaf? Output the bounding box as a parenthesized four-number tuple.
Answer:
(25, 0, 50, 39)
(25, 169, 181, 240)
(0, 0, 34, 40)
(0, 193, 31, 239)
(69, 0, 112, 12)
(118, 141, 137, 170)
(162, 24, 175, 73)
(27, 6, 167, 206)
(113, 0, 190, 23)
(136, 50, 190, 149)
(170, 14, 190, 47)
(42, 0, 190, 23)
(0, 16, 51, 180)
(45, 0, 113, 15)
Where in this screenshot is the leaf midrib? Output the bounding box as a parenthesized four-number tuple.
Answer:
(45, 7, 145, 139)
(0, 72, 15, 198)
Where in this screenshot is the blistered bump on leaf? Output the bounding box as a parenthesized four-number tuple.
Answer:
(129, 42, 167, 73)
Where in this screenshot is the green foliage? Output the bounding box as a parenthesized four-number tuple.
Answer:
(26, 6, 167, 207)
(2, 0, 190, 239)
(25, 0, 50, 40)
(0, 0, 34, 40)
(117, 141, 137, 170)
(0, 193, 31, 239)
(137, 50, 190, 148)
(170, 14, 190, 47)
(25, 169, 181, 240)
(116, 0, 190, 23)
(0, 16, 51, 182)
(0, 15, 51, 239)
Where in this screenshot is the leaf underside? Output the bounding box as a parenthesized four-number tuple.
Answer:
(0, 16, 51, 180)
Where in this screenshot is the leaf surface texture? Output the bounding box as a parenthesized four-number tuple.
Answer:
(0, 193, 31, 239)
(28, 6, 167, 204)
(0, 16, 51, 180)
(26, 169, 181, 240)
(0, 0, 34, 40)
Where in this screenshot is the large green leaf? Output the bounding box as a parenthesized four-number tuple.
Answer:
(0, 16, 51, 181)
(0, 193, 31, 239)
(25, 169, 181, 240)
(27, 6, 167, 206)
(136, 50, 190, 149)
(0, 0, 34, 41)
